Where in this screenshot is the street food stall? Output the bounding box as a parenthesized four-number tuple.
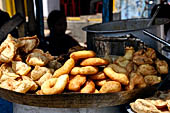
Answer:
(0, 0, 170, 113)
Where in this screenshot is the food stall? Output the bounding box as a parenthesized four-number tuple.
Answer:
(0, 0, 170, 113)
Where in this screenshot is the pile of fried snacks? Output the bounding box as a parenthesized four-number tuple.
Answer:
(0, 35, 168, 95)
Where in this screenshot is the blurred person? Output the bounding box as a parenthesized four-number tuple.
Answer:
(0, 9, 13, 113)
(90, 0, 102, 14)
(44, 10, 81, 56)
(0, 9, 18, 40)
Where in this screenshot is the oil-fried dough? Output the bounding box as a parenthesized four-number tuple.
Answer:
(80, 79, 95, 93)
(80, 58, 109, 66)
(123, 46, 135, 60)
(89, 71, 106, 80)
(144, 75, 161, 86)
(137, 64, 157, 76)
(41, 74, 69, 95)
(70, 50, 96, 60)
(67, 75, 86, 91)
(130, 99, 161, 113)
(155, 59, 168, 74)
(99, 81, 121, 93)
(53, 58, 75, 78)
(108, 64, 127, 74)
(12, 61, 31, 76)
(70, 67, 81, 75)
(95, 79, 111, 87)
(79, 66, 98, 75)
(70, 66, 98, 75)
(103, 67, 129, 85)
(126, 72, 146, 90)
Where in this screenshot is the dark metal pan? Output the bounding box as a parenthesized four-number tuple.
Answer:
(82, 18, 170, 34)
(0, 50, 169, 108)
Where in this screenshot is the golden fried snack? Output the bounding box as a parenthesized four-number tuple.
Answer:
(70, 50, 96, 60)
(26, 49, 52, 66)
(70, 66, 98, 75)
(144, 75, 161, 86)
(133, 55, 153, 65)
(88, 71, 106, 80)
(145, 48, 156, 59)
(13, 54, 22, 61)
(130, 99, 161, 113)
(21, 76, 38, 91)
(80, 79, 95, 93)
(53, 58, 75, 78)
(123, 46, 135, 60)
(133, 49, 145, 56)
(79, 66, 98, 75)
(103, 67, 129, 85)
(36, 71, 52, 86)
(108, 64, 127, 74)
(80, 57, 109, 66)
(18, 35, 39, 53)
(41, 74, 69, 95)
(99, 81, 121, 93)
(155, 59, 168, 74)
(94, 89, 99, 93)
(12, 61, 31, 76)
(114, 56, 130, 68)
(14, 80, 34, 93)
(147, 99, 167, 109)
(70, 67, 81, 75)
(0, 63, 20, 81)
(0, 79, 16, 90)
(126, 72, 146, 90)
(0, 35, 18, 63)
(30, 66, 50, 80)
(67, 75, 86, 91)
(137, 64, 157, 76)
(126, 62, 137, 75)
(36, 90, 44, 95)
(95, 79, 111, 87)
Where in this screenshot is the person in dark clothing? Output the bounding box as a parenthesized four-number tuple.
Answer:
(0, 10, 18, 38)
(151, 0, 170, 35)
(45, 10, 80, 56)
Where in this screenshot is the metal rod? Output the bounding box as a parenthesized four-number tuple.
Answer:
(147, 6, 161, 27)
(143, 30, 170, 47)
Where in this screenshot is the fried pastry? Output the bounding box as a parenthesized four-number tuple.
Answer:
(126, 72, 146, 90)
(80, 79, 95, 93)
(155, 59, 168, 74)
(30, 66, 50, 80)
(137, 64, 157, 76)
(12, 61, 31, 76)
(104, 67, 129, 85)
(53, 58, 75, 78)
(88, 71, 107, 80)
(67, 74, 86, 91)
(144, 75, 161, 86)
(108, 63, 127, 74)
(130, 99, 161, 113)
(0, 35, 18, 63)
(18, 35, 39, 53)
(99, 81, 121, 93)
(80, 57, 109, 66)
(123, 46, 135, 60)
(26, 49, 53, 66)
(70, 50, 96, 60)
